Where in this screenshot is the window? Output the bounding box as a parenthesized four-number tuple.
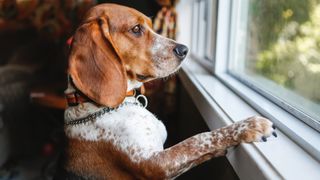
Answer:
(184, 0, 320, 177)
(228, 0, 320, 131)
(191, 0, 217, 62)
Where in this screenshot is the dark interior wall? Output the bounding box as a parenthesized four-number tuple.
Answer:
(101, 0, 161, 17)
(174, 83, 239, 180)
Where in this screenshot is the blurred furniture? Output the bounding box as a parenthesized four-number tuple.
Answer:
(30, 84, 67, 110)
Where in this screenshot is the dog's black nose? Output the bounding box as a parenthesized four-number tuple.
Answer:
(173, 44, 188, 60)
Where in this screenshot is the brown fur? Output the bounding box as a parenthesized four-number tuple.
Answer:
(68, 4, 164, 107)
(63, 3, 276, 180)
(64, 117, 274, 179)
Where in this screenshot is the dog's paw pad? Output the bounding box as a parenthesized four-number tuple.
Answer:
(237, 116, 277, 143)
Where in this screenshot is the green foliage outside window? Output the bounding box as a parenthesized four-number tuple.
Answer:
(248, 0, 320, 103)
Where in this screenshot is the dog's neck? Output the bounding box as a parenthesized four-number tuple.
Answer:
(64, 78, 143, 106)
(65, 78, 143, 95)
(127, 79, 143, 91)
(64, 79, 145, 124)
(64, 76, 143, 94)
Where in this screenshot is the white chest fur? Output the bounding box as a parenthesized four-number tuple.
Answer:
(64, 97, 167, 162)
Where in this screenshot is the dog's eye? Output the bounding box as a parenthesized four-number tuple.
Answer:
(131, 25, 142, 36)
(132, 25, 141, 33)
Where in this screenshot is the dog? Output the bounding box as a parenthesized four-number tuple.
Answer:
(58, 3, 277, 179)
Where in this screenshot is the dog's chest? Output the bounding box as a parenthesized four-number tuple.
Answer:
(65, 103, 167, 161)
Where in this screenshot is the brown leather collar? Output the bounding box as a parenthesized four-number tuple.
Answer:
(65, 89, 136, 107)
(65, 75, 145, 107)
(65, 91, 89, 107)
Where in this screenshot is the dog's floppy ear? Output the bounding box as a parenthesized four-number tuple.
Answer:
(68, 17, 127, 107)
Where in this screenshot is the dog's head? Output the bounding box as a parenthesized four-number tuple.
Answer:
(68, 3, 188, 107)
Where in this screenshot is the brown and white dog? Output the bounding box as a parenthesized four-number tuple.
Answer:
(58, 3, 277, 179)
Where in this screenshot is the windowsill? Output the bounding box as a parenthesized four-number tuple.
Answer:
(179, 57, 320, 180)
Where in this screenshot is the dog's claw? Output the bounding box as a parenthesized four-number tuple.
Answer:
(272, 131, 277, 137)
(272, 124, 276, 129)
(262, 136, 267, 142)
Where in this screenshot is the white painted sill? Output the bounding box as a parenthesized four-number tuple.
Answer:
(179, 58, 320, 180)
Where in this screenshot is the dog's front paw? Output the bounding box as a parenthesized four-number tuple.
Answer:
(236, 116, 277, 143)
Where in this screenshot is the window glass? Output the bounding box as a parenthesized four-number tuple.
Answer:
(205, 0, 217, 61)
(191, 0, 199, 54)
(198, 0, 207, 56)
(229, 0, 320, 123)
(191, 0, 214, 60)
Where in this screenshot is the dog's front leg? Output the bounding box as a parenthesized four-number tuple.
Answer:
(140, 116, 276, 179)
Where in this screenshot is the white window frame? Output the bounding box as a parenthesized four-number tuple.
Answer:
(176, 0, 320, 179)
(215, 0, 320, 161)
(227, 0, 320, 133)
